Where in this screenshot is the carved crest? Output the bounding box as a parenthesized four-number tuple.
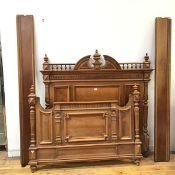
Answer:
(74, 50, 121, 70)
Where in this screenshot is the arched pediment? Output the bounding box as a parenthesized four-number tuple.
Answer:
(74, 50, 121, 70)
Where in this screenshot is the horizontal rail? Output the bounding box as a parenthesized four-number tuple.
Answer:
(119, 63, 144, 70)
(49, 64, 75, 71)
(47, 63, 144, 71)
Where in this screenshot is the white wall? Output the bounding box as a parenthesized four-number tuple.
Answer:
(0, 0, 174, 157)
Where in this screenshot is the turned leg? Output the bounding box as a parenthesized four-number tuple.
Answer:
(30, 165, 37, 173)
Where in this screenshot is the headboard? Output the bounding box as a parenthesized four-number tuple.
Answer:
(40, 50, 153, 156)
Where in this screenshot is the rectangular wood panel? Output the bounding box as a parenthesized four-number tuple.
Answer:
(54, 113, 62, 144)
(64, 113, 108, 142)
(16, 15, 35, 166)
(119, 107, 132, 140)
(155, 17, 171, 162)
(54, 86, 69, 102)
(74, 85, 120, 101)
(39, 111, 53, 144)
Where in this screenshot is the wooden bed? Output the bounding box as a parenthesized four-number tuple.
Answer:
(28, 50, 153, 172)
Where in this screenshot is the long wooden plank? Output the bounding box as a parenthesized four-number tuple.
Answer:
(16, 15, 35, 166)
(155, 17, 171, 162)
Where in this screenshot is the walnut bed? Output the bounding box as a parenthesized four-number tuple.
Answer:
(28, 50, 152, 172)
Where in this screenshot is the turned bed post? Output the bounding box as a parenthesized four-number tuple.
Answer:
(28, 85, 37, 172)
(133, 84, 141, 165)
(43, 54, 50, 108)
(133, 84, 140, 142)
(142, 53, 151, 156)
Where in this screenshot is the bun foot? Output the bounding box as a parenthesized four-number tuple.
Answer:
(134, 159, 140, 166)
(31, 165, 37, 173)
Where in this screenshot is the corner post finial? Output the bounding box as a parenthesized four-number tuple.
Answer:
(43, 54, 49, 70)
(143, 53, 150, 69)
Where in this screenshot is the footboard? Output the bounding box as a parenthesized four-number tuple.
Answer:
(28, 84, 142, 172)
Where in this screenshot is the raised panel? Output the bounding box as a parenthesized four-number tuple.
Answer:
(54, 86, 69, 102)
(57, 145, 116, 159)
(118, 144, 135, 155)
(111, 110, 119, 141)
(64, 113, 109, 142)
(37, 149, 56, 159)
(74, 85, 120, 101)
(54, 112, 62, 144)
(39, 111, 53, 144)
(119, 106, 132, 140)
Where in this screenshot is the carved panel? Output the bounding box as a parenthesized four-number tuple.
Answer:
(39, 110, 53, 144)
(73, 53, 121, 70)
(64, 112, 109, 143)
(119, 106, 132, 140)
(49, 73, 143, 81)
(103, 55, 121, 69)
(57, 144, 116, 159)
(74, 85, 120, 102)
(111, 110, 119, 141)
(74, 55, 91, 70)
(54, 86, 70, 102)
(54, 112, 62, 144)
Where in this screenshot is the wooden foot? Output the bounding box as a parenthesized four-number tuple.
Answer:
(30, 165, 37, 173)
(134, 159, 140, 166)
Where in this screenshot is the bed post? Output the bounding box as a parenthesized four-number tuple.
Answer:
(43, 54, 50, 108)
(28, 85, 37, 172)
(142, 53, 151, 156)
(133, 84, 142, 165)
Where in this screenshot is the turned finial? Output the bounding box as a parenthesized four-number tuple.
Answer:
(43, 54, 49, 70)
(30, 85, 35, 94)
(92, 49, 102, 69)
(94, 49, 101, 57)
(143, 53, 150, 69)
(44, 54, 48, 63)
(144, 53, 149, 61)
